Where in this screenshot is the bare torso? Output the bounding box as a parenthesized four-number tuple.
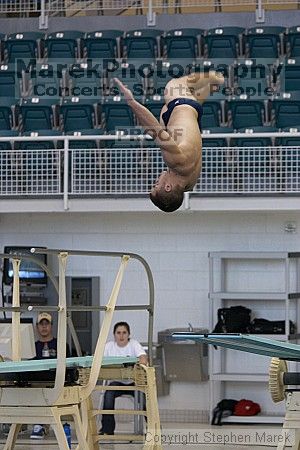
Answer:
(159, 75, 206, 190)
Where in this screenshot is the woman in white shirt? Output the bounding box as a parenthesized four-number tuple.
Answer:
(100, 321, 148, 435)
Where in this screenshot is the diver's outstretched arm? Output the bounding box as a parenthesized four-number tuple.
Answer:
(114, 78, 184, 166)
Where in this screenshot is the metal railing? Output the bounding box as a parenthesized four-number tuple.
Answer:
(0, 0, 298, 17)
(1, 134, 300, 207)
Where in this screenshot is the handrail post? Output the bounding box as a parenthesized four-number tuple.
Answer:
(147, 0, 156, 26)
(256, 0, 265, 23)
(63, 137, 69, 211)
(39, 0, 49, 30)
(12, 259, 21, 361)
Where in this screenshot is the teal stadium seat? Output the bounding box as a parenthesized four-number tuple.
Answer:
(83, 30, 123, 59)
(0, 63, 22, 98)
(201, 90, 226, 129)
(203, 27, 244, 59)
(43, 31, 84, 60)
(286, 26, 300, 57)
(4, 32, 43, 63)
(233, 58, 274, 99)
(278, 57, 300, 93)
(202, 101, 223, 128)
(67, 129, 105, 148)
(106, 139, 141, 148)
(122, 29, 162, 60)
(202, 127, 233, 147)
(0, 130, 18, 150)
(66, 63, 103, 100)
(230, 136, 273, 147)
(227, 98, 265, 129)
(102, 97, 135, 132)
(162, 28, 202, 60)
(245, 27, 285, 59)
(0, 98, 15, 130)
(275, 126, 300, 146)
(17, 130, 63, 150)
(271, 93, 300, 129)
(17, 98, 56, 132)
(26, 63, 67, 99)
(201, 101, 222, 128)
(59, 98, 98, 132)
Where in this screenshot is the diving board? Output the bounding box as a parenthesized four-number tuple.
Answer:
(172, 333, 300, 361)
(0, 355, 137, 373)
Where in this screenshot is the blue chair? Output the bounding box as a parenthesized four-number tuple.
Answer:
(0, 63, 23, 98)
(162, 28, 202, 59)
(202, 127, 233, 147)
(122, 29, 162, 60)
(230, 136, 273, 147)
(83, 30, 123, 59)
(67, 129, 105, 149)
(66, 62, 103, 100)
(233, 58, 275, 99)
(26, 63, 66, 99)
(203, 27, 244, 59)
(4, 32, 43, 63)
(275, 126, 300, 146)
(43, 31, 84, 60)
(271, 93, 300, 129)
(0, 130, 18, 150)
(17, 130, 63, 150)
(102, 97, 135, 132)
(245, 27, 285, 59)
(17, 98, 56, 132)
(285, 26, 300, 57)
(277, 57, 300, 93)
(59, 98, 98, 132)
(0, 98, 15, 130)
(202, 100, 223, 128)
(227, 99, 265, 129)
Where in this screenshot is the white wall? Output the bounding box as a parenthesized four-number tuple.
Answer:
(1, 209, 300, 413)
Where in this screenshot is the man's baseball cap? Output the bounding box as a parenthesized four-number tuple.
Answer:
(37, 312, 52, 324)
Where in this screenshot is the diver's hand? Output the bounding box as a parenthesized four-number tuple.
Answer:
(114, 78, 134, 102)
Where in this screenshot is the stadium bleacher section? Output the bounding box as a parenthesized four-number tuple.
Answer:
(0, 26, 300, 195)
(0, 27, 299, 135)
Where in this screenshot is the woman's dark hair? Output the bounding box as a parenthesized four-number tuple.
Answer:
(113, 321, 131, 335)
